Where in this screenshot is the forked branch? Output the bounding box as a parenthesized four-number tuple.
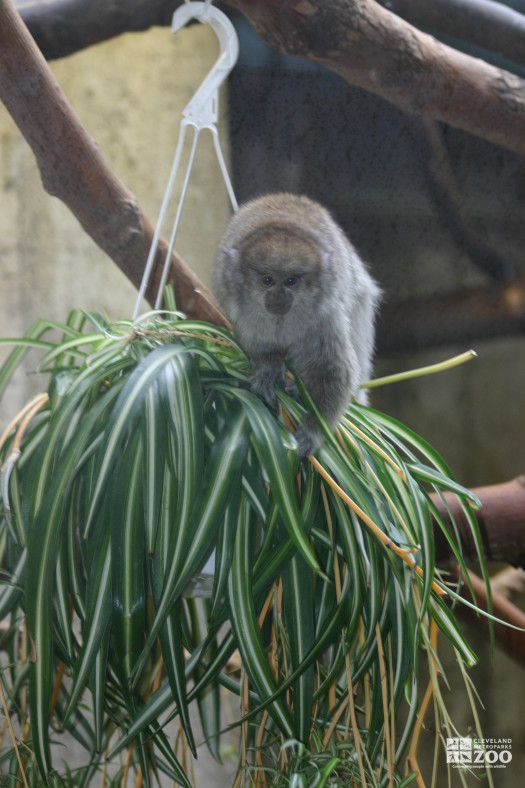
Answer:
(0, 0, 226, 325)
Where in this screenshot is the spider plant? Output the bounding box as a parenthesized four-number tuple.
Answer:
(0, 293, 494, 787)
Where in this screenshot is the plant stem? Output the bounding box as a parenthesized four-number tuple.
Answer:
(309, 456, 447, 597)
(362, 350, 477, 389)
(0, 672, 29, 788)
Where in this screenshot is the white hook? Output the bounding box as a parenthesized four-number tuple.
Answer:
(133, 1, 239, 318)
(172, 1, 239, 128)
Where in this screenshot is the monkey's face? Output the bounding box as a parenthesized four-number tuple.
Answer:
(259, 271, 302, 315)
(239, 227, 323, 319)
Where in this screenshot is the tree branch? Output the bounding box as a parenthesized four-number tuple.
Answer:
(415, 116, 514, 283)
(432, 476, 525, 568)
(377, 0, 525, 68)
(224, 0, 525, 157)
(15, 0, 525, 157)
(15, 0, 177, 59)
(0, 0, 226, 325)
(377, 281, 525, 353)
(451, 565, 525, 667)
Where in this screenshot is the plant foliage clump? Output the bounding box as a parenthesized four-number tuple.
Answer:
(0, 305, 491, 786)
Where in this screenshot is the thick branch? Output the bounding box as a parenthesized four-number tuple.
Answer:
(378, 0, 525, 68)
(15, 0, 525, 157)
(451, 566, 525, 666)
(415, 117, 512, 283)
(432, 476, 525, 568)
(377, 281, 525, 353)
(16, 0, 177, 59)
(225, 0, 525, 157)
(17, 0, 525, 73)
(0, 0, 226, 325)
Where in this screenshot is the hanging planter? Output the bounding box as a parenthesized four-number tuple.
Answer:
(0, 300, 495, 786)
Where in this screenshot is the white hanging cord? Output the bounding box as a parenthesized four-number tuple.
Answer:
(133, 1, 239, 319)
(153, 126, 200, 309)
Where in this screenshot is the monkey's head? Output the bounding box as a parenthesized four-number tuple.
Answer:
(234, 223, 328, 320)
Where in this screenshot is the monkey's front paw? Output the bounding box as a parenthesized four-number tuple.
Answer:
(250, 372, 278, 408)
(283, 379, 299, 399)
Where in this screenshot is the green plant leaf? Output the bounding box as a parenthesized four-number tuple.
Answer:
(0, 546, 26, 619)
(110, 431, 146, 691)
(210, 494, 241, 622)
(430, 595, 478, 668)
(84, 343, 192, 537)
(141, 381, 166, 556)
(407, 462, 481, 508)
(227, 493, 294, 738)
(61, 526, 112, 727)
(188, 597, 222, 762)
(0, 317, 75, 400)
(132, 401, 250, 684)
(230, 386, 323, 576)
(158, 351, 205, 581)
(26, 388, 118, 778)
(282, 553, 315, 743)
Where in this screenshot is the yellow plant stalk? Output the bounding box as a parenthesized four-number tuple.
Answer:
(0, 392, 49, 461)
(362, 349, 477, 390)
(309, 456, 447, 599)
(0, 675, 29, 788)
(406, 618, 439, 786)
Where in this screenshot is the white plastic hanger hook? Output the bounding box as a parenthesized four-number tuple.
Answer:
(133, 1, 239, 318)
(172, 1, 239, 128)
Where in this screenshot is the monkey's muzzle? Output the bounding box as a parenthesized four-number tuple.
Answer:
(265, 291, 292, 315)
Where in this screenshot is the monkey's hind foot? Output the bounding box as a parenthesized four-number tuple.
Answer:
(294, 419, 323, 458)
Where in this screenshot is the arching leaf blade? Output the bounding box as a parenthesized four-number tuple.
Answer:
(227, 495, 293, 738)
(84, 344, 191, 537)
(131, 403, 250, 684)
(229, 387, 322, 576)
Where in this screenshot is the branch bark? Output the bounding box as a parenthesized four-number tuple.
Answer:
(0, 0, 226, 325)
(378, 0, 525, 68)
(17, 0, 525, 72)
(432, 476, 525, 568)
(15, 0, 525, 158)
(16, 0, 177, 59)
(377, 281, 525, 353)
(224, 0, 525, 157)
(451, 565, 525, 667)
(415, 116, 512, 283)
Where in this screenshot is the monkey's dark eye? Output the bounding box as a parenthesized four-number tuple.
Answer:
(261, 275, 275, 287)
(285, 275, 299, 287)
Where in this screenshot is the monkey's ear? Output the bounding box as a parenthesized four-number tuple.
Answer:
(322, 250, 333, 270)
(226, 247, 240, 265)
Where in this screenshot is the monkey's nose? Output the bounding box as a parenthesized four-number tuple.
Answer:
(265, 288, 292, 315)
(266, 298, 292, 316)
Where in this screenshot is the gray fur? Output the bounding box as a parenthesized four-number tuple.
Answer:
(213, 193, 380, 455)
